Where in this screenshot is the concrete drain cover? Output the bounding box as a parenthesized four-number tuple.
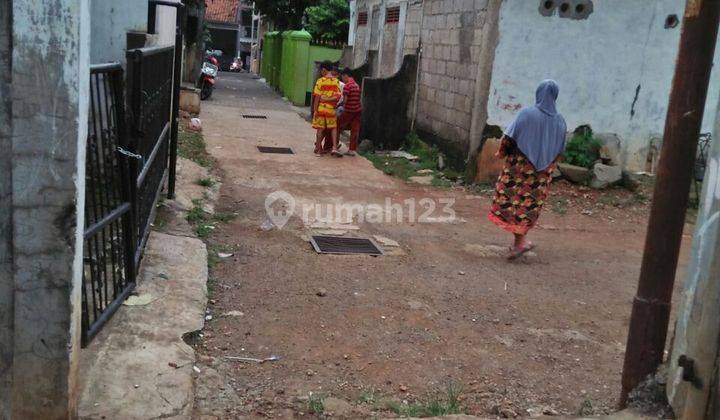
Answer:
(243, 114, 267, 119)
(310, 236, 383, 255)
(257, 146, 294, 154)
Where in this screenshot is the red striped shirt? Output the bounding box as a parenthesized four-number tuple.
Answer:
(343, 78, 362, 113)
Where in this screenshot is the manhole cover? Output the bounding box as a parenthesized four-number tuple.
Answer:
(310, 236, 383, 255)
(243, 114, 267, 119)
(257, 146, 294, 154)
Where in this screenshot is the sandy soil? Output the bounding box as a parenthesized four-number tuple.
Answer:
(189, 72, 690, 419)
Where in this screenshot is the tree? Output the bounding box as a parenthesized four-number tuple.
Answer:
(304, 0, 349, 44)
(254, 0, 317, 30)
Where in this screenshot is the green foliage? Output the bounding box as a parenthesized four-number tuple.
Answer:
(305, 0, 350, 44)
(178, 127, 212, 167)
(562, 126, 601, 169)
(186, 199, 207, 224)
(361, 133, 460, 188)
(196, 177, 215, 187)
(307, 394, 324, 415)
(387, 384, 464, 417)
(254, 0, 317, 29)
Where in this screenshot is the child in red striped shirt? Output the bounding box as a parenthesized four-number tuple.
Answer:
(338, 68, 362, 156)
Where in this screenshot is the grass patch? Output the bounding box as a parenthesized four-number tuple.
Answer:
(213, 211, 237, 223)
(186, 199, 206, 223)
(186, 199, 236, 239)
(196, 177, 215, 187)
(307, 394, 324, 415)
(186, 199, 214, 238)
(387, 384, 464, 418)
(207, 276, 218, 298)
(361, 132, 461, 187)
(195, 223, 214, 238)
(178, 126, 212, 167)
(358, 389, 380, 405)
(207, 244, 234, 269)
(550, 197, 568, 215)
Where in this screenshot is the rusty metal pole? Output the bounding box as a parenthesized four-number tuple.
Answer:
(620, 0, 720, 406)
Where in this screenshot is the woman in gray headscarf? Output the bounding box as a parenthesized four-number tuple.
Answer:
(488, 80, 567, 259)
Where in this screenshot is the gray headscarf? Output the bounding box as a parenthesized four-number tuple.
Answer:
(504, 80, 567, 171)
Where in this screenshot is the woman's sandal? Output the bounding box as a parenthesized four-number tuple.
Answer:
(507, 242, 535, 260)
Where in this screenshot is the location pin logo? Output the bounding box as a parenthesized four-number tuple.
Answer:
(264, 190, 295, 229)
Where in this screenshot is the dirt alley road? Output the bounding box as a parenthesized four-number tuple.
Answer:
(191, 72, 690, 418)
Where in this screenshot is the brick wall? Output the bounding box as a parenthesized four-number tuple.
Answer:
(351, 0, 500, 167)
(414, 0, 491, 160)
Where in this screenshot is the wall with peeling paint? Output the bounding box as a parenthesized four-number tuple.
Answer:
(487, 0, 720, 172)
(667, 88, 720, 416)
(0, 1, 13, 418)
(91, 0, 147, 64)
(3, 0, 90, 417)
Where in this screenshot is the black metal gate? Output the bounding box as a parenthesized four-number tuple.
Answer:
(126, 45, 175, 268)
(82, 63, 136, 346)
(80, 9, 181, 348)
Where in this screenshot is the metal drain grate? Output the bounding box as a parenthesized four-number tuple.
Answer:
(243, 114, 267, 119)
(257, 146, 294, 154)
(310, 236, 383, 255)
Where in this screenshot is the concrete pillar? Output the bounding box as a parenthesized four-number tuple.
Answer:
(466, 0, 502, 178)
(2, 1, 89, 418)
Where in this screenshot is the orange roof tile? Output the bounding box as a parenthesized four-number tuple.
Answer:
(206, 0, 240, 24)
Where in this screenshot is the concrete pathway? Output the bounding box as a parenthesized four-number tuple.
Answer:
(78, 160, 211, 419)
(192, 73, 678, 418)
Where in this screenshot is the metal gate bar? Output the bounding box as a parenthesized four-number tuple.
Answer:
(81, 63, 136, 346)
(148, 0, 186, 199)
(126, 45, 174, 268)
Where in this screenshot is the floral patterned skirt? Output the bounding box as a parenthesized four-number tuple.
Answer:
(488, 150, 555, 235)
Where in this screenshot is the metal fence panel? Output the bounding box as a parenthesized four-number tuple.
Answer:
(126, 45, 174, 268)
(82, 63, 136, 346)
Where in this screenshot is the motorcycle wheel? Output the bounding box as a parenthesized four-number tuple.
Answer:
(200, 82, 213, 100)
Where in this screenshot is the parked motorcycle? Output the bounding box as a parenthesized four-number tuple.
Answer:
(198, 55, 219, 100)
(230, 57, 243, 72)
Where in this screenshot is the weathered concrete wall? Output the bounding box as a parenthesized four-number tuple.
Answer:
(380, 16, 400, 76)
(7, 0, 89, 417)
(91, 0, 147, 64)
(0, 1, 13, 418)
(352, 0, 500, 165)
(362, 55, 418, 149)
(487, 0, 720, 172)
(667, 93, 720, 415)
(349, 0, 358, 46)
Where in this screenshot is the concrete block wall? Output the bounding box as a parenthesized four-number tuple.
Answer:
(414, 0, 493, 162)
(402, 3, 422, 56)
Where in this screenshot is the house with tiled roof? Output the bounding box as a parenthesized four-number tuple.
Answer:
(206, 0, 260, 70)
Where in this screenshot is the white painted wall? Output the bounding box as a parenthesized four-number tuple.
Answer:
(155, 2, 182, 47)
(487, 0, 720, 172)
(91, 0, 147, 64)
(349, 0, 357, 46)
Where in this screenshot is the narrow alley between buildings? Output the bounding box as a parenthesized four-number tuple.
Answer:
(188, 72, 689, 418)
